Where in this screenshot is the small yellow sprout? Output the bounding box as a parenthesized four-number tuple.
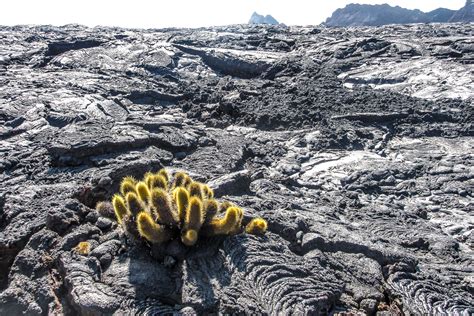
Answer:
(75, 241, 91, 255)
(245, 218, 268, 235)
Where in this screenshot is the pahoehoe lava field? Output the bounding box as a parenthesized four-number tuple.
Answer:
(0, 23, 473, 315)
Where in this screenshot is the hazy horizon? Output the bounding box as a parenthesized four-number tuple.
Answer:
(0, 0, 466, 29)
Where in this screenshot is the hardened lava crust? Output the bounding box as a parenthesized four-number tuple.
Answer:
(0, 23, 472, 315)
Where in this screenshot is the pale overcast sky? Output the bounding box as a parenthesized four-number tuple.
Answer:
(0, 0, 466, 28)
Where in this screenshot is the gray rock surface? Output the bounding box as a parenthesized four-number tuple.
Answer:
(0, 23, 473, 315)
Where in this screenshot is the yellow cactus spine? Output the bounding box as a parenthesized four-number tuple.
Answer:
(188, 182, 204, 200)
(120, 176, 137, 196)
(229, 207, 244, 235)
(202, 184, 214, 199)
(126, 192, 144, 217)
(136, 181, 151, 204)
(183, 175, 192, 188)
(151, 188, 178, 225)
(207, 206, 240, 235)
(181, 229, 198, 246)
(137, 212, 171, 243)
(184, 196, 204, 231)
(245, 218, 268, 235)
(150, 175, 168, 190)
(112, 194, 129, 224)
(75, 241, 91, 255)
(158, 168, 169, 182)
(203, 199, 219, 224)
(172, 171, 188, 189)
(219, 201, 234, 214)
(174, 187, 189, 223)
(181, 197, 204, 247)
(144, 172, 154, 189)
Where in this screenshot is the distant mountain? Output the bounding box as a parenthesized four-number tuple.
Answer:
(324, 2, 472, 27)
(449, 0, 474, 22)
(249, 12, 279, 25)
(329, 4, 424, 26)
(427, 8, 458, 23)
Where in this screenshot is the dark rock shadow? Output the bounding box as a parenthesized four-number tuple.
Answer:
(180, 236, 233, 313)
(125, 246, 181, 305)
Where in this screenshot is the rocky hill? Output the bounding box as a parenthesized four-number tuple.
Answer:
(0, 23, 473, 315)
(325, 1, 473, 26)
(450, 0, 474, 22)
(248, 12, 279, 25)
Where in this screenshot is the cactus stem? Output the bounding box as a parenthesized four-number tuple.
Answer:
(174, 187, 190, 225)
(184, 196, 204, 231)
(181, 229, 198, 246)
(188, 182, 204, 200)
(112, 194, 129, 224)
(136, 181, 151, 204)
(151, 188, 178, 225)
(245, 218, 268, 235)
(120, 176, 137, 196)
(125, 192, 144, 217)
(205, 206, 240, 236)
(203, 199, 219, 224)
(202, 184, 214, 199)
(137, 212, 171, 243)
(158, 168, 170, 182)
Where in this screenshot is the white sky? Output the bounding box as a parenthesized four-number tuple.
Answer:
(0, 0, 466, 28)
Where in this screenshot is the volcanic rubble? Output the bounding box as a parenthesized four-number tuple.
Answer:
(0, 23, 473, 315)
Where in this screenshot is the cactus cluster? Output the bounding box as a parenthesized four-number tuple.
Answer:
(98, 169, 267, 247)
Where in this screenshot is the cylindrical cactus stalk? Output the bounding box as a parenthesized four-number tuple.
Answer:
(174, 187, 189, 224)
(201, 184, 214, 199)
(120, 176, 137, 196)
(188, 182, 204, 200)
(183, 175, 192, 188)
(205, 206, 241, 235)
(203, 199, 219, 224)
(181, 197, 204, 247)
(184, 196, 204, 231)
(181, 229, 198, 246)
(171, 171, 187, 189)
(229, 207, 244, 235)
(122, 214, 141, 240)
(112, 194, 129, 224)
(150, 175, 168, 190)
(158, 168, 170, 182)
(245, 218, 268, 235)
(126, 192, 144, 217)
(151, 188, 178, 225)
(218, 201, 234, 214)
(144, 172, 154, 189)
(135, 181, 151, 205)
(137, 212, 171, 243)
